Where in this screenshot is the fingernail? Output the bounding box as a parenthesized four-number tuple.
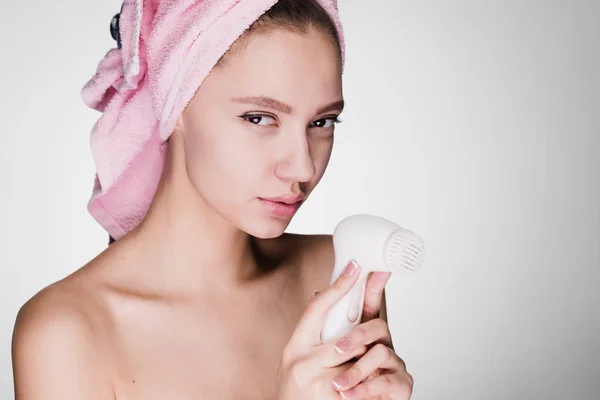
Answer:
(340, 388, 357, 398)
(334, 337, 352, 354)
(344, 260, 358, 276)
(332, 375, 349, 390)
(312, 291, 320, 298)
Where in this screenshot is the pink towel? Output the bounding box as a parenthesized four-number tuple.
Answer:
(81, 0, 345, 240)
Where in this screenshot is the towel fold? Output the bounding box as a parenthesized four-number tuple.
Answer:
(81, 0, 345, 240)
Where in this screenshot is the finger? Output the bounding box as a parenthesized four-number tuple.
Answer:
(309, 339, 369, 369)
(341, 318, 394, 350)
(290, 260, 361, 349)
(361, 271, 391, 323)
(337, 371, 413, 399)
(308, 318, 393, 369)
(331, 343, 404, 393)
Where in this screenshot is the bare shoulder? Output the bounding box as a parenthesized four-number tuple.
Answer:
(295, 233, 334, 272)
(12, 280, 115, 399)
(280, 233, 336, 292)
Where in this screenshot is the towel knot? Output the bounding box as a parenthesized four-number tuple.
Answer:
(82, 1, 147, 112)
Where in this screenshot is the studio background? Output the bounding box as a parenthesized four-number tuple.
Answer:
(1, 0, 599, 399)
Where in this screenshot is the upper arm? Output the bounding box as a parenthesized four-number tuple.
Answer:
(12, 287, 114, 400)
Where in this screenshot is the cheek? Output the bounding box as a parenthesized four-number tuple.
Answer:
(215, 139, 268, 184)
(185, 123, 270, 191)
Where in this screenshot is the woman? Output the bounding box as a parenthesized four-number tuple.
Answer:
(12, 0, 414, 398)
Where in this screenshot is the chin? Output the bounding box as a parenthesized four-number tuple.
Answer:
(244, 216, 291, 239)
(233, 205, 296, 238)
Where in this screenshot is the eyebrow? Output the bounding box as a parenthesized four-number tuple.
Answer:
(230, 96, 345, 115)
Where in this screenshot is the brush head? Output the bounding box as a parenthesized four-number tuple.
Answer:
(384, 228, 426, 274)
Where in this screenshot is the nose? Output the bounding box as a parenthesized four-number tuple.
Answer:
(274, 131, 316, 183)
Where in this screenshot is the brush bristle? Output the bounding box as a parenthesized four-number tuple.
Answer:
(385, 229, 426, 274)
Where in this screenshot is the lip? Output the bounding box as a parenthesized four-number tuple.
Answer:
(259, 194, 306, 217)
(260, 194, 306, 205)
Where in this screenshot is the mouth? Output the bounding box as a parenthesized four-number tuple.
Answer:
(258, 195, 305, 217)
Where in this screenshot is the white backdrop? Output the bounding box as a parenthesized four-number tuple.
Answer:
(1, 0, 599, 399)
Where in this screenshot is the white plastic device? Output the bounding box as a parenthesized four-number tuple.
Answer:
(320, 214, 426, 344)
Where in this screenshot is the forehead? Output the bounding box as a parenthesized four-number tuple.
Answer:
(205, 28, 343, 108)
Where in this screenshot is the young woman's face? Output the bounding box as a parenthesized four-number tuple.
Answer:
(177, 27, 343, 238)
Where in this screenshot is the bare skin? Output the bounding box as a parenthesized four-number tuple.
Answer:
(13, 231, 359, 399)
(12, 28, 392, 400)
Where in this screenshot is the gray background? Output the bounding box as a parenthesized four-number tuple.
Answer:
(1, 0, 599, 398)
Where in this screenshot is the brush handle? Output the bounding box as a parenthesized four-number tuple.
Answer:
(320, 267, 369, 344)
(318, 214, 425, 344)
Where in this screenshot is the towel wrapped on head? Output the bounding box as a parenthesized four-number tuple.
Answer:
(81, 0, 345, 241)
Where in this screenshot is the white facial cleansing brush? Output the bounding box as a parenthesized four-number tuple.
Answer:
(320, 214, 426, 344)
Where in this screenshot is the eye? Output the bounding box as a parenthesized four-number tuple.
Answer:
(240, 114, 277, 126)
(311, 116, 342, 129)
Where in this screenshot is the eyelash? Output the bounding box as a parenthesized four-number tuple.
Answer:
(239, 113, 343, 129)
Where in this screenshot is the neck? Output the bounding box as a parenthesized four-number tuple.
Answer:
(116, 135, 269, 295)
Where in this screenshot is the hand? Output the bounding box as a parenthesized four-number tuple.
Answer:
(276, 260, 368, 400)
(330, 269, 414, 399)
